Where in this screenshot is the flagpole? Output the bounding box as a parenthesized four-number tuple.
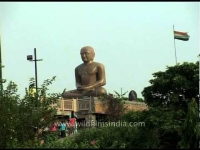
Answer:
(173, 25, 178, 65)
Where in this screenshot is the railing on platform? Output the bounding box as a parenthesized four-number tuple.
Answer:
(63, 100, 73, 110)
(55, 97, 147, 114)
(78, 97, 91, 111)
(57, 97, 92, 112)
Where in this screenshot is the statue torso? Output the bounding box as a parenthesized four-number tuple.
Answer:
(76, 62, 101, 85)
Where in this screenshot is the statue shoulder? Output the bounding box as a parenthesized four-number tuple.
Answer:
(93, 62, 105, 72)
(75, 63, 84, 71)
(93, 62, 105, 68)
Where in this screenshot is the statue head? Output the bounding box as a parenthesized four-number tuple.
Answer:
(80, 46, 95, 63)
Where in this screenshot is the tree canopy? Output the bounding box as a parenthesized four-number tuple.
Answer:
(142, 61, 199, 109)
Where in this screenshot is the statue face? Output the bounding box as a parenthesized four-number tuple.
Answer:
(80, 48, 95, 63)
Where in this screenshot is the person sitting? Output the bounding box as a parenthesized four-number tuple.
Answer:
(62, 46, 107, 99)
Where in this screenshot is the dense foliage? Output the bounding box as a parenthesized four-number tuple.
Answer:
(99, 94, 127, 121)
(0, 77, 60, 148)
(140, 61, 199, 148)
(142, 61, 199, 109)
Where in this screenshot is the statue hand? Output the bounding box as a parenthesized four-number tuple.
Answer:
(77, 85, 93, 91)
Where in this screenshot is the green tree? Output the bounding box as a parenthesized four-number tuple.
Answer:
(0, 76, 60, 148)
(178, 98, 199, 148)
(114, 90, 128, 100)
(121, 107, 183, 148)
(136, 97, 144, 102)
(0, 81, 20, 148)
(99, 94, 127, 122)
(142, 61, 199, 109)
(140, 61, 199, 148)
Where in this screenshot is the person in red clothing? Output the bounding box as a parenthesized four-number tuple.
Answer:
(72, 111, 78, 133)
(68, 117, 76, 135)
(69, 118, 76, 126)
(67, 111, 78, 136)
(48, 122, 58, 140)
(49, 123, 57, 132)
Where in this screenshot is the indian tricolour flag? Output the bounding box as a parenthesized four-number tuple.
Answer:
(174, 30, 190, 41)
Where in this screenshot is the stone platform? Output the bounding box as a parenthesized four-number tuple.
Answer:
(52, 96, 148, 121)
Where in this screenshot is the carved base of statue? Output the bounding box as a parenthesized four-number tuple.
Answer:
(62, 87, 107, 99)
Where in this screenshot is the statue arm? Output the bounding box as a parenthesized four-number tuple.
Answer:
(75, 68, 81, 88)
(93, 64, 106, 87)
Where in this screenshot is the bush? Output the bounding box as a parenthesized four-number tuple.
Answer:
(0, 77, 60, 148)
(42, 125, 159, 149)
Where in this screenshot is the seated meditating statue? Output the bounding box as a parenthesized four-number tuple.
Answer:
(62, 46, 107, 99)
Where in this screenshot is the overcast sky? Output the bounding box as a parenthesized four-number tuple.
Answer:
(0, 2, 199, 98)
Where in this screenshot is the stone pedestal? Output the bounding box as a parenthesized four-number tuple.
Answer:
(85, 114, 96, 127)
(76, 96, 96, 118)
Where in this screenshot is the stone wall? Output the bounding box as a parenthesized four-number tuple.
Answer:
(94, 99, 148, 114)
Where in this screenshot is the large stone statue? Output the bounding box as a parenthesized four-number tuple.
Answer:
(62, 46, 107, 99)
